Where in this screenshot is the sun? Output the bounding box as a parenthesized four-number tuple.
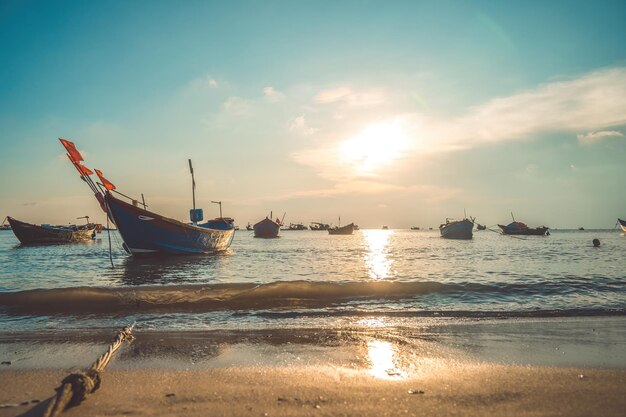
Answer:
(339, 120, 409, 176)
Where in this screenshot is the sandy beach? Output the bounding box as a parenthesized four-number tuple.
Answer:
(1, 318, 625, 416)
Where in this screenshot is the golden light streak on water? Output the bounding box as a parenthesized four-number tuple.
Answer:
(362, 229, 393, 280)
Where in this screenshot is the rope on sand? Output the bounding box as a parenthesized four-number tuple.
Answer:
(41, 324, 135, 417)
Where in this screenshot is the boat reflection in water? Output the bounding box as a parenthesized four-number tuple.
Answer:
(114, 252, 232, 286)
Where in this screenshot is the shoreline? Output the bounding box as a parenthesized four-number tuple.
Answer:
(2, 365, 625, 416)
(1, 317, 625, 416)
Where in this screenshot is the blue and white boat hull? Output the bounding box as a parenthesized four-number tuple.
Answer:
(105, 193, 235, 256)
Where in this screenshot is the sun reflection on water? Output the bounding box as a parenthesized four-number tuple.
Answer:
(362, 229, 394, 280)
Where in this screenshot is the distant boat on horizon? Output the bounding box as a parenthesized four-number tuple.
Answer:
(328, 216, 354, 235)
(0, 217, 11, 231)
(439, 218, 473, 239)
(328, 223, 355, 235)
(410, 226, 420, 230)
(498, 213, 549, 236)
(310, 222, 330, 231)
(283, 222, 307, 231)
(254, 212, 282, 238)
(618, 218, 626, 232)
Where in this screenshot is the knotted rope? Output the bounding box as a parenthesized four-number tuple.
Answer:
(41, 324, 135, 417)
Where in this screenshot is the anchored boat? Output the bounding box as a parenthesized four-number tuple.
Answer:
(498, 213, 549, 236)
(7, 216, 96, 244)
(439, 218, 474, 239)
(59, 139, 235, 256)
(253, 214, 282, 238)
(328, 217, 354, 235)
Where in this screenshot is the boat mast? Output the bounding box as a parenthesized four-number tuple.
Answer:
(211, 200, 223, 218)
(189, 159, 196, 212)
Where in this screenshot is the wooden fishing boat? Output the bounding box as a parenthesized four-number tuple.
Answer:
(439, 218, 473, 239)
(410, 226, 420, 230)
(284, 222, 307, 231)
(310, 222, 330, 231)
(328, 223, 354, 235)
(105, 193, 234, 255)
(59, 139, 235, 256)
(498, 221, 549, 236)
(7, 216, 96, 244)
(253, 216, 281, 238)
(618, 218, 626, 232)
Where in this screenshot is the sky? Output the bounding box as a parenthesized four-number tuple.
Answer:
(1, 0, 625, 229)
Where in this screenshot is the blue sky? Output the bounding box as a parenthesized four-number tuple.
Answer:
(1, 0, 625, 228)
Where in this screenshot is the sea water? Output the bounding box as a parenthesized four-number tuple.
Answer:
(0, 229, 624, 332)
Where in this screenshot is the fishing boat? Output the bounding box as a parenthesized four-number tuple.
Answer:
(498, 222, 549, 236)
(382, 225, 388, 230)
(253, 213, 281, 238)
(284, 222, 307, 231)
(310, 222, 330, 231)
(0, 218, 11, 231)
(59, 139, 235, 256)
(328, 217, 354, 235)
(328, 223, 354, 235)
(439, 218, 473, 239)
(246, 223, 253, 231)
(618, 218, 626, 232)
(498, 213, 549, 236)
(476, 223, 487, 230)
(6, 216, 96, 244)
(410, 226, 420, 230)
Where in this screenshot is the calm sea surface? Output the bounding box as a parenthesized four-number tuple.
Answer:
(0, 229, 624, 331)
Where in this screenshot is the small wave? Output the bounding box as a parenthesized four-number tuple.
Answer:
(0, 281, 460, 314)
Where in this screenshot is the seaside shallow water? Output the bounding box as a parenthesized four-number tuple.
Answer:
(0, 228, 624, 331)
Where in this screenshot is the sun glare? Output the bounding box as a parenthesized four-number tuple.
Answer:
(339, 121, 409, 176)
(362, 229, 393, 280)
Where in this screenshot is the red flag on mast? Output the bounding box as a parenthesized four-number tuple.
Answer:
(94, 169, 116, 191)
(76, 163, 93, 176)
(59, 138, 84, 162)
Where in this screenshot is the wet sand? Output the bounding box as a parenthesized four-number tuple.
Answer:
(1, 318, 625, 416)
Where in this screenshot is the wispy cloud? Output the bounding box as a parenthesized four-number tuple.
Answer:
(289, 115, 317, 135)
(314, 87, 352, 104)
(577, 130, 624, 144)
(313, 86, 385, 107)
(262, 86, 286, 102)
(294, 67, 626, 183)
(446, 67, 626, 147)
